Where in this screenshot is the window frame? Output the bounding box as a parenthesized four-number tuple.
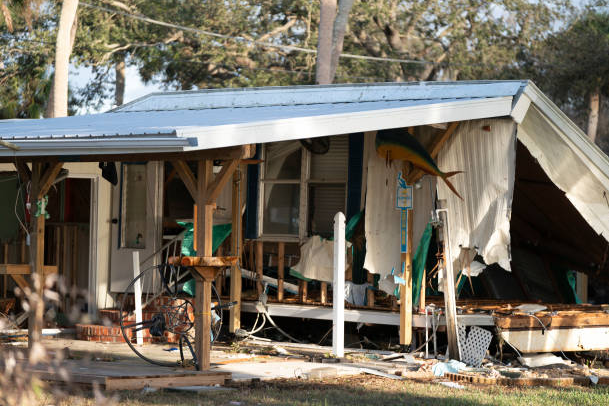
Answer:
(257, 138, 348, 242)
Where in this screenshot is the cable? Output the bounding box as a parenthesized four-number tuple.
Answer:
(80, 1, 433, 66)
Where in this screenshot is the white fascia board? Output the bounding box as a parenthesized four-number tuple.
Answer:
(180, 96, 513, 150)
(0, 137, 192, 157)
(522, 83, 609, 182)
(115, 81, 525, 112)
(510, 93, 531, 124)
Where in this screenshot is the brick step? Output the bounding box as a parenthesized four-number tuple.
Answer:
(76, 321, 187, 344)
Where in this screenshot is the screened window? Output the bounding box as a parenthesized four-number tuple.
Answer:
(259, 136, 349, 240)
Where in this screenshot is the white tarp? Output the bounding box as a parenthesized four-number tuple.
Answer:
(436, 118, 516, 272)
(518, 106, 609, 240)
(291, 236, 350, 283)
(363, 132, 436, 295)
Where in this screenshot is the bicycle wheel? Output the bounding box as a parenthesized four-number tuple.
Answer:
(119, 264, 195, 367)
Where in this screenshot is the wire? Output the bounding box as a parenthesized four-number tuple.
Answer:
(80, 1, 433, 66)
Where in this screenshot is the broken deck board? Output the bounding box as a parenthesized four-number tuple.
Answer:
(20, 360, 230, 391)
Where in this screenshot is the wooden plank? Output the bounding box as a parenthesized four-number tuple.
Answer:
(181, 256, 238, 267)
(172, 160, 198, 201)
(37, 162, 64, 199)
(277, 242, 285, 302)
(409, 122, 459, 184)
(256, 240, 263, 296)
(494, 312, 609, 329)
(438, 204, 460, 360)
(206, 159, 239, 205)
(104, 371, 229, 390)
(229, 167, 242, 332)
(11, 275, 29, 291)
(418, 269, 426, 313)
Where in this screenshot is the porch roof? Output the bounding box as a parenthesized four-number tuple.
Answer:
(0, 80, 526, 157)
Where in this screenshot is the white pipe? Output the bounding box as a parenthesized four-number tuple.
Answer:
(132, 251, 144, 346)
(332, 212, 346, 358)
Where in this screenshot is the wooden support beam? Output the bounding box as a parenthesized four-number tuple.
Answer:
(229, 166, 242, 333)
(14, 160, 31, 183)
(28, 162, 45, 351)
(400, 162, 413, 346)
(194, 159, 214, 371)
(320, 282, 327, 304)
(299, 280, 308, 303)
(206, 159, 239, 205)
(277, 242, 285, 302)
(438, 203, 460, 360)
(255, 240, 263, 295)
(367, 271, 375, 308)
(37, 162, 64, 199)
(409, 121, 460, 184)
(172, 160, 197, 201)
(418, 269, 426, 313)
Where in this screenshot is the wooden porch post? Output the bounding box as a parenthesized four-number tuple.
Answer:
(400, 163, 413, 346)
(24, 161, 63, 352)
(229, 166, 242, 333)
(194, 160, 213, 370)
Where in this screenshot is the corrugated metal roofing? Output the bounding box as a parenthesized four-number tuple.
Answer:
(0, 80, 529, 156)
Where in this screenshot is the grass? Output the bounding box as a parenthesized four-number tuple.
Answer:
(35, 376, 609, 406)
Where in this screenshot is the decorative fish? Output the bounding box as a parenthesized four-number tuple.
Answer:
(375, 128, 463, 199)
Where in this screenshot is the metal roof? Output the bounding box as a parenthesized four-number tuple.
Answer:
(0, 80, 527, 157)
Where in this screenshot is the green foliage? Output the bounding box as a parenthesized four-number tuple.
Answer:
(0, 3, 55, 119)
(527, 11, 609, 108)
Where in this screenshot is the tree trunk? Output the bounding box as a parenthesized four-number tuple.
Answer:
(47, 0, 79, 118)
(328, 0, 355, 81)
(587, 89, 600, 144)
(115, 57, 126, 107)
(315, 0, 337, 85)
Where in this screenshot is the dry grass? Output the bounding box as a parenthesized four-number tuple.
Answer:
(31, 375, 609, 406)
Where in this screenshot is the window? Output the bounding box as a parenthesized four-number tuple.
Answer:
(120, 163, 147, 248)
(259, 135, 349, 240)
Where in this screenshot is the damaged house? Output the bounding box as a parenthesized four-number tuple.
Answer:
(0, 80, 608, 368)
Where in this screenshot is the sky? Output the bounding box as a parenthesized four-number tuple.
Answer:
(71, 64, 163, 114)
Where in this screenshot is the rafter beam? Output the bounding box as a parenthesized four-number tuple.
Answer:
(37, 162, 64, 199)
(206, 159, 239, 205)
(172, 160, 198, 201)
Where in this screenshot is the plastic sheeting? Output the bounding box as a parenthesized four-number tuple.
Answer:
(291, 236, 350, 283)
(436, 118, 516, 272)
(518, 105, 609, 241)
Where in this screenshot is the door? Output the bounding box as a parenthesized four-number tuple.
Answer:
(110, 161, 163, 292)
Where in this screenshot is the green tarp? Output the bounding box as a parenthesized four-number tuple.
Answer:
(180, 222, 233, 297)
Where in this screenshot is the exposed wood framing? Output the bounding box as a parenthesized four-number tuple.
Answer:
(400, 162, 413, 346)
(255, 241, 263, 295)
(229, 166, 243, 332)
(367, 271, 375, 308)
(206, 160, 239, 205)
(277, 242, 285, 302)
(172, 160, 197, 201)
(17, 161, 64, 350)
